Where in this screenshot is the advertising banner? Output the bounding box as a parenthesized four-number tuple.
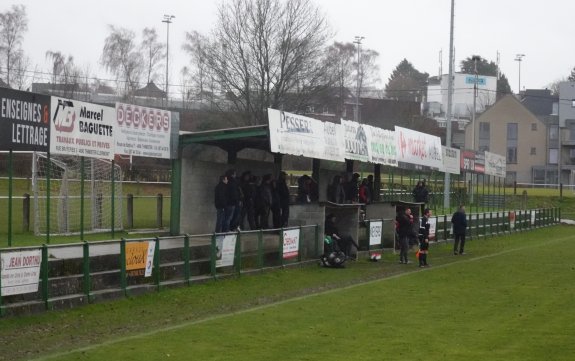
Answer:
(268, 108, 324, 159)
(460, 149, 476, 172)
(474, 151, 485, 174)
(1, 250, 42, 296)
(341, 119, 370, 162)
(115, 103, 171, 159)
(322, 121, 345, 162)
(428, 218, 437, 240)
(485, 151, 506, 178)
(216, 234, 237, 268)
(50, 97, 115, 159)
(283, 228, 300, 259)
(368, 126, 397, 166)
(395, 126, 443, 168)
(0, 88, 50, 152)
(369, 220, 383, 246)
(442, 146, 461, 175)
(125, 241, 156, 277)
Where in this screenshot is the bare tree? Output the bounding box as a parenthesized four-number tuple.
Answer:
(45, 50, 82, 97)
(184, 0, 334, 125)
(0, 4, 28, 86)
(100, 26, 143, 96)
(10, 50, 29, 90)
(140, 27, 164, 84)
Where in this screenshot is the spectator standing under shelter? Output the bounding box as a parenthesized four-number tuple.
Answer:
(214, 175, 228, 233)
(396, 207, 413, 264)
(328, 175, 346, 204)
(240, 171, 256, 230)
(412, 181, 429, 204)
(277, 171, 291, 227)
(451, 205, 468, 255)
(225, 169, 243, 231)
(257, 174, 273, 229)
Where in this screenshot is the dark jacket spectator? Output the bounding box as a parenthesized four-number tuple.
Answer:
(328, 175, 346, 203)
(345, 173, 360, 203)
(277, 172, 291, 227)
(412, 181, 429, 203)
(359, 178, 371, 204)
(214, 175, 229, 233)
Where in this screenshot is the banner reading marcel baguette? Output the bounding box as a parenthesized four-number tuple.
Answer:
(0, 88, 50, 152)
(283, 228, 300, 259)
(442, 146, 461, 175)
(395, 126, 443, 169)
(50, 97, 115, 159)
(341, 119, 370, 162)
(485, 151, 506, 178)
(268, 108, 324, 159)
(115, 103, 171, 159)
(1, 249, 42, 296)
(368, 126, 397, 166)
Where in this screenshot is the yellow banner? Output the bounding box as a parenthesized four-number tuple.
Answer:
(126, 242, 149, 271)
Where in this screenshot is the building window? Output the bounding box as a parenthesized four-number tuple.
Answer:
(479, 122, 490, 152)
(549, 125, 558, 140)
(507, 123, 518, 164)
(530, 147, 536, 155)
(506, 171, 517, 184)
(533, 169, 545, 184)
(531, 123, 537, 131)
(549, 148, 558, 164)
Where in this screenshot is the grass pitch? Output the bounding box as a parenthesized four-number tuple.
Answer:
(2, 226, 575, 361)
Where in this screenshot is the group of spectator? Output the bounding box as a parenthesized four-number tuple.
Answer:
(214, 169, 290, 233)
(327, 173, 375, 204)
(412, 179, 429, 204)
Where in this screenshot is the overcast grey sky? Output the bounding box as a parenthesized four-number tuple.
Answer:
(11, 0, 575, 95)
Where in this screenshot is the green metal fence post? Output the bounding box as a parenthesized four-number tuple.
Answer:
(80, 156, 85, 241)
(315, 224, 320, 257)
(111, 160, 115, 239)
(0, 250, 3, 316)
(46, 152, 51, 244)
(444, 214, 448, 241)
(120, 238, 127, 296)
(154, 237, 161, 291)
(482, 212, 486, 238)
(235, 231, 242, 275)
(8, 149, 13, 247)
(258, 230, 264, 269)
(210, 233, 217, 279)
(82, 241, 91, 302)
(184, 235, 190, 285)
(490, 212, 493, 237)
(279, 228, 285, 267)
(41, 244, 50, 310)
(298, 226, 303, 262)
(496, 212, 500, 235)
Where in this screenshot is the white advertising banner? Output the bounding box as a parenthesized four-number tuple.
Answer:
(395, 126, 443, 169)
(428, 218, 437, 239)
(322, 121, 345, 162)
(50, 97, 115, 159)
(368, 126, 398, 166)
(268, 108, 324, 159)
(369, 220, 383, 246)
(485, 151, 506, 178)
(216, 234, 237, 268)
(1, 250, 42, 296)
(115, 103, 171, 159)
(341, 119, 370, 162)
(144, 241, 156, 278)
(442, 146, 461, 175)
(283, 228, 300, 259)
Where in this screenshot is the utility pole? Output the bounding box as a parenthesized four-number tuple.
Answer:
(471, 55, 481, 151)
(162, 14, 175, 104)
(444, 0, 455, 210)
(353, 36, 364, 123)
(514, 53, 525, 94)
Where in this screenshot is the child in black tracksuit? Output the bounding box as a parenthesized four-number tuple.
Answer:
(419, 208, 432, 267)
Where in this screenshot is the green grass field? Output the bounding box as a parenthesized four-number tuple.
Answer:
(1, 225, 574, 361)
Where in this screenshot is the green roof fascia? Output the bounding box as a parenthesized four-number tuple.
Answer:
(179, 125, 269, 148)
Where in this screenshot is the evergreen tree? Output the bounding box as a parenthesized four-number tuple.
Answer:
(384, 59, 428, 101)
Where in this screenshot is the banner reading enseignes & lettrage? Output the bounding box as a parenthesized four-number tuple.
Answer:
(0, 88, 50, 152)
(115, 103, 171, 159)
(395, 126, 443, 169)
(50, 97, 115, 160)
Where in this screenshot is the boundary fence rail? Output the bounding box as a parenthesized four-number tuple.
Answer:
(0, 207, 560, 317)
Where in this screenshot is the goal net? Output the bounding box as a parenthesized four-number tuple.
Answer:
(32, 153, 123, 235)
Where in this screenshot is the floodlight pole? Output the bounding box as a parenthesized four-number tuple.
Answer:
(162, 15, 175, 104)
(353, 36, 364, 123)
(444, 0, 455, 210)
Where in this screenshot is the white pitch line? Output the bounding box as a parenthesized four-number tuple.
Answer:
(31, 232, 575, 361)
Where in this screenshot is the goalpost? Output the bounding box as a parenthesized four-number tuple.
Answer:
(32, 152, 123, 235)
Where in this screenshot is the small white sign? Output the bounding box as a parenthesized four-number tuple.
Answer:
(216, 235, 237, 268)
(1, 250, 42, 296)
(428, 218, 437, 239)
(144, 241, 156, 278)
(369, 221, 383, 246)
(283, 228, 300, 259)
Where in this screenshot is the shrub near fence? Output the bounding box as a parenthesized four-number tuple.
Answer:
(0, 225, 320, 317)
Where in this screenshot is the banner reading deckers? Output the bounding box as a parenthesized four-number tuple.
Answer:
(50, 97, 115, 159)
(115, 103, 171, 159)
